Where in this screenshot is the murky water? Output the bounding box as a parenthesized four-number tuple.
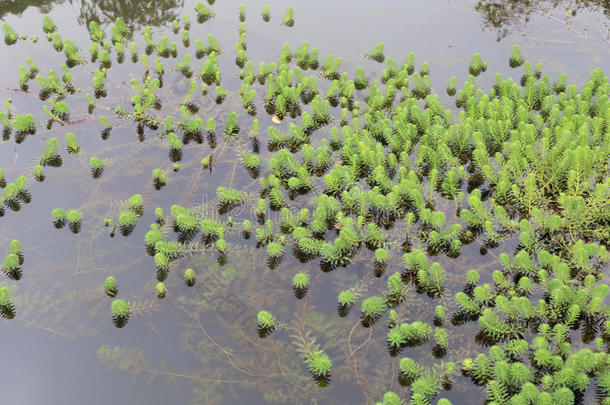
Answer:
(0, 0, 608, 404)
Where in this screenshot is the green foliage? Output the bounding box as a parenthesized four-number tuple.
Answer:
(3, 23, 18, 45)
(66, 209, 82, 224)
(469, 53, 487, 76)
(257, 310, 277, 329)
(155, 282, 167, 298)
(292, 272, 309, 289)
(509, 45, 524, 67)
(111, 299, 130, 317)
(366, 42, 385, 62)
(361, 296, 386, 319)
(262, 5, 271, 21)
(282, 6, 294, 26)
(184, 268, 196, 286)
(104, 276, 117, 297)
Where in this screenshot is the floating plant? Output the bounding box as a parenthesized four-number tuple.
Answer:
(262, 5, 271, 22)
(282, 7, 294, 27)
(0, 6, 609, 405)
(184, 268, 196, 286)
(111, 299, 130, 328)
(104, 276, 118, 297)
(366, 42, 386, 63)
(66, 209, 82, 233)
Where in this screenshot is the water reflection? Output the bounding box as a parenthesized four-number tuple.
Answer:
(475, 0, 610, 40)
(0, 0, 185, 28)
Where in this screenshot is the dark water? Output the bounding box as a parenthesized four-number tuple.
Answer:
(0, 1, 608, 404)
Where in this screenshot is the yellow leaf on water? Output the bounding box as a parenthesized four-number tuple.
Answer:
(271, 115, 281, 124)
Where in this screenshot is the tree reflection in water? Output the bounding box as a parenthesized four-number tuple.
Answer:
(0, 0, 184, 28)
(475, 0, 610, 40)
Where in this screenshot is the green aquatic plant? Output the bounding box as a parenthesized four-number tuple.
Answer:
(509, 44, 524, 68)
(195, 2, 214, 23)
(282, 6, 294, 27)
(469, 53, 487, 76)
(51, 208, 67, 228)
(111, 299, 130, 328)
(152, 169, 166, 188)
(2, 253, 21, 280)
(224, 112, 240, 135)
(304, 349, 332, 385)
(3, 23, 18, 45)
(257, 310, 277, 337)
(104, 276, 118, 297)
(89, 157, 105, 178)
(12, 113, 36, 134)
(262, 4, 271, 21)
(0, 287, 15, 319)
(118, 210, 138, 235)
(66, 209, 82, 233)
(366, 42, 385, 63)
(155, 282, 167, 299)
(446, 76, 456, 96)
(361, 296, 387, 325)
(292, 272, 309, 298)
(42, 15, 56, 34)
(65, 132, 80, 154)
(184, 268, 196, 286)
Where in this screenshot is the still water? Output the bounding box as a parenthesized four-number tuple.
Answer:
(0, 0, 608, 404)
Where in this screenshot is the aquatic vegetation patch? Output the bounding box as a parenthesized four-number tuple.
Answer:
(0, 4, 609, 405)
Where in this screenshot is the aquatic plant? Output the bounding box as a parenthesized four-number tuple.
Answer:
(361, 296, 387, 325)
(195, 2, 214, 23)
(2, 253, 21, 280)
(366, 42, 385, 63)
(184, 268, 196, 286)
(42, 16, 56, 34)
(509, 44, 524, 68)
(89, 157, 105, 178)
(262, 5, 271, 21)
(152, 169, 166, 188)
(155, 282, 167, 299)
(282, 7, 294, 27)
(0, 287, 15, 319)
(104, 276, 118, 297)
(66, 209, 82, 233)
(469, 53, 487, 76)
(118, 211, 138, 235)
(12, 113, 36, 134)
(3, 23, 18, 45)
(111, 299, 130, 328)
(257, 310, 277, 337)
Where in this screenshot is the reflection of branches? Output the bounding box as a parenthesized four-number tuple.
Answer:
(475, 0, 610, 40)
(72, 0, 185, 29)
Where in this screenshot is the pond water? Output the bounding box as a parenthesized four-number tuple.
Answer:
(0, 1, 608, 404)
